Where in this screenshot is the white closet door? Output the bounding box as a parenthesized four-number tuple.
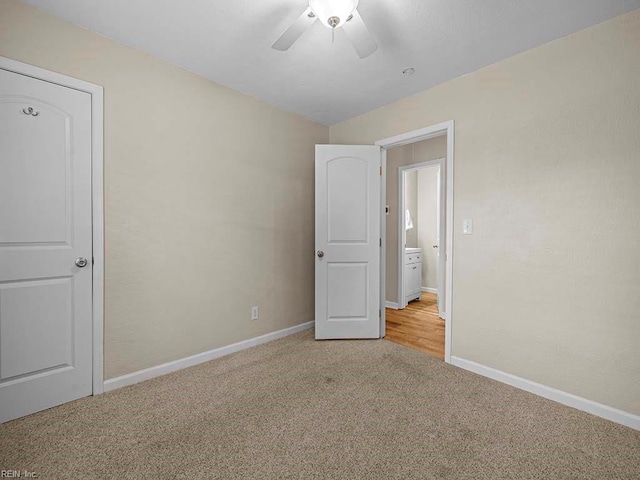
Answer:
(0, 68, 93, 423)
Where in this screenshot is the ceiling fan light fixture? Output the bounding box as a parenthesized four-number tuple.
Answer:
(309, 0, 359, 29)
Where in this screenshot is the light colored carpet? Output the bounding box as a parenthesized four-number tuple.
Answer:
(1, 329, 639, 479)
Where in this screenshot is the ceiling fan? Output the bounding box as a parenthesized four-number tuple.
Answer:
(272, 0, 378, 59)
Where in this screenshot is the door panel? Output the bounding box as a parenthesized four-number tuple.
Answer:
(0, 68, 93, 423)
(327, 158, 369, 243)
(0, 277, 73, 381)
(0, 97, 71, 245)
(327, 262, 368, 319)
(315, 145, 381, 339)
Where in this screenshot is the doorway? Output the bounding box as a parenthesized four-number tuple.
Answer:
(386, 159, 445, 359)
(375, 121, 454, 362)
(398, 160, 445, 313)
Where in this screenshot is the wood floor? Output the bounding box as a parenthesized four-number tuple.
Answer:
(385, 292, 445, 360)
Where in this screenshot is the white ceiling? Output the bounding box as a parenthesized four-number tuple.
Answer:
(22, 0, 640, 125)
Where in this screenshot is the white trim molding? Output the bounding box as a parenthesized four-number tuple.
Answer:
(0, 56, 105, 395)
(385, 301, 399, 310)
(451, 356, 640, 431)
(375, 122, 454, 148)
(422, 287, 438, 294)
(104, 321, 314, 392)
(379, 150, 387, 338)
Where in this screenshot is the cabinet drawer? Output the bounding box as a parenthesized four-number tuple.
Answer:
(405, 253, 421, 265)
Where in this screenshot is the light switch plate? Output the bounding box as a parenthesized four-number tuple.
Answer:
(463, 219, 473, 235)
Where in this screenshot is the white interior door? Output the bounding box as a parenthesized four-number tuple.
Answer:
(0, 68, 93, 423)
(315, 145, 381, 339)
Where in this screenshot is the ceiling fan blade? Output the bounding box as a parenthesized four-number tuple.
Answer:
(342, 9, 378, 59)
(272, 7, 317, 51)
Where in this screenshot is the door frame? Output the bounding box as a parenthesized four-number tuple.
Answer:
(0, 56, 105, 394)
(398, 159, 445, 311)
(375, 121, 454, 363)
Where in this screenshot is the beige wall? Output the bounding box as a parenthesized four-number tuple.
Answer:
(404, 170, 418, 248)
(0, 0, 329, 379)
(331, 11, 640, 416)
(417, 166, 439, 290)
(384, 138, 447, 304)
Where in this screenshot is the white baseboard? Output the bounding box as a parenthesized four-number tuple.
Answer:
(451, 356, 640, 431)
(421, 287, 438, 294)
(385, 301, 399, 310)
(104, 321, 314, 392)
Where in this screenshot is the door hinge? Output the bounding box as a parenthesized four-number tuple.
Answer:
(379, 238, 382, 247)
(380, 166, 382, 176)
(379, 309, 381, 318)
(92, 256, 94, 265)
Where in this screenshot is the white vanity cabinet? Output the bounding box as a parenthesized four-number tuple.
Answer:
(404, 248, 422, 304)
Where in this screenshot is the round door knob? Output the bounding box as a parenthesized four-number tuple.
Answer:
(433, 245, 439, 248)
(75, 257, 88, 268)
(317, 250, 324, 258)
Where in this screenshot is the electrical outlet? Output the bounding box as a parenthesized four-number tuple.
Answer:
(251, 306, 259, 320)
